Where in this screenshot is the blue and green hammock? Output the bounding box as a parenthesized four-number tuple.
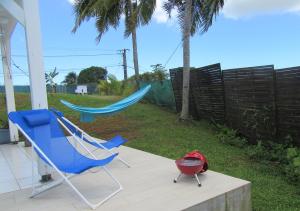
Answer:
(60, 85, 151, 122)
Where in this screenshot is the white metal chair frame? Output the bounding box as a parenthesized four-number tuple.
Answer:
(14, 121, 123, 210)
(58, 116, 130, 168)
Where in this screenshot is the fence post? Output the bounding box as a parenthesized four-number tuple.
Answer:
(273, 67, 278, 140)
(221, 69, 226, 125)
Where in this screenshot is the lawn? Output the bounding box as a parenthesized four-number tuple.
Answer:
(1, 93, 300, 211)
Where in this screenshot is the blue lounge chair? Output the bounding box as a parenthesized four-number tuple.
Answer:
(50, 108, 130, 167)
(8, 109, 122, 209)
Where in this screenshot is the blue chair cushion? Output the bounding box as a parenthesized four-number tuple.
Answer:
(23, 112, 50, 127)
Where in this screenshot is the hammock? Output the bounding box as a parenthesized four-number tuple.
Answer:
(61, 85, 151, 122)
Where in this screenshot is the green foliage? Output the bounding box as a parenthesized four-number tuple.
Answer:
(246, 136, 293, 163)
(285, 147, 300, 183)
(246, 137, 300, 184)
(287, 147, 298, 159)
(150, 64, 169, 81)
(62, 72, 77, 85)
(246, 141, 288, 163)
(98, 74, 135, 96)
(216, 124, 300, 184)
(122, 83, 136, 96)
(77, 66, 107, 84)
(0, 95, 8, 129)
(215, 124, 300, 185)
(242, 105, 276, 141)
(128, 64, 169, 82)
(246, 141, 266, 161)
(216, 125, 247, 148)
(0, 118, 8, 129)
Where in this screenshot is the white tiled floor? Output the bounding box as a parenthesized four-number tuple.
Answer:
(0, 143, 41, 194)
(0, 143, 251, 211)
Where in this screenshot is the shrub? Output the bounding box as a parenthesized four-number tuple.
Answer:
(216, 124, 300, 185)
(99, 74, 138, 96)
(246, 136, 293, 163)
(246, 141, 288, 163)
(285, 148, 300, 183)
(246, 139, 300, 184)
(216, 125, 247, 148)
(99, 74, 122, 95)
(246, 141, 267, 161)
(0, 118, 9, 129)
(122, 82, 136, 97)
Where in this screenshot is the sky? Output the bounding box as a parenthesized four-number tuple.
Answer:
(1, 0, 300, 85)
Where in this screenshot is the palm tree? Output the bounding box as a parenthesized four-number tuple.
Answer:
(164, 0, 224, 120)
(72, 0, 156, 86)
(45, 67, 59, 93)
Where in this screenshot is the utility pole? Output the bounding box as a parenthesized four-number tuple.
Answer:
(119, 49, 129, 80)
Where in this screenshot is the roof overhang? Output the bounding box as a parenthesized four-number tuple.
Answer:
(0, 0, 23, 37)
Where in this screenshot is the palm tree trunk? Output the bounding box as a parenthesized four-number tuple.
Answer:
(180, 0, 192, 120)
(132, 25, 140, 87)
(129, 0, 140, 87)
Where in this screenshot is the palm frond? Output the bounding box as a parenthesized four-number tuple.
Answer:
(73, 0, 157, 41)
(163, 0, 224, 35)
(199, 0, 224, 33)
(72, 0, 99, 33)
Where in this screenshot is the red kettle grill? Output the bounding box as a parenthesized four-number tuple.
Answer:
(174, 150, 208, 187)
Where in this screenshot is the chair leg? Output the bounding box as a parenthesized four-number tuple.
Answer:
(116, 155, 131, 168)
(31, 174, 75, 198)
(64, 167, 122, 210)
(31, 178, 65, 198)
(91, 147, 131, 168)
(31, 167, 122, 210)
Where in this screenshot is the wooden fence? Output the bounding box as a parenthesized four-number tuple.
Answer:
(276, 66, 300, 143)
(223, 65, 276, 143)
(170, 64, 300, 146)
(191, 64, 225, 124)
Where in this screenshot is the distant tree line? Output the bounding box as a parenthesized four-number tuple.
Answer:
(62, 66, 107, 85)
(60, 63, 168, 96)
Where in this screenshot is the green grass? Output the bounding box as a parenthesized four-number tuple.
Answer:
(1, 93, 300, 211)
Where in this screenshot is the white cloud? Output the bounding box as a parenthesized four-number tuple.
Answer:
(153, 0, 169, 23)
(153, 0, 177, 24)
(223, 0, 300, 19)
(67, 0, 75, 5)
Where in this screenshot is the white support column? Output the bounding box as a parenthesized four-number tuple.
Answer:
(22, 0, 51, 180)
(0, 26, 19, 143)
(22, 0, 48, 109)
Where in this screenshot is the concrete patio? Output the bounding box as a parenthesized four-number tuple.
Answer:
(0, 140, 251, 211)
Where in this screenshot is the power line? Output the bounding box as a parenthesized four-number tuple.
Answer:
(11, 59, 29, 77)
(127, 65, 147, 73)
(12, 53, 119, 58)
(42, 47, 118, 52)
(44, 64, 122, 72)
(163, 39, 183, 68)
(0, 74, 27, 77)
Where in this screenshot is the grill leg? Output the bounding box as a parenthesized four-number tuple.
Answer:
(174, 173, 182, 183)
(194, 174, 201, 187)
